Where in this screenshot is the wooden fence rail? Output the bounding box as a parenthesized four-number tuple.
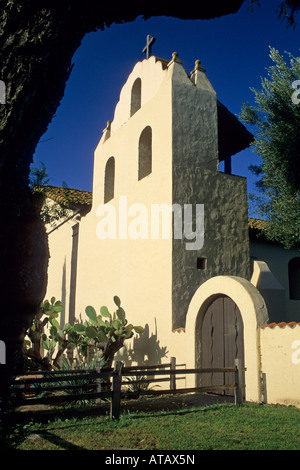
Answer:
(8, 358, 245, 419)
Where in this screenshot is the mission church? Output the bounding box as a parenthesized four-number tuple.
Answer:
(43, 39, 300, 405)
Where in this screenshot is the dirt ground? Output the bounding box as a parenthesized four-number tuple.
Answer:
(13, 392, 234, 423)
(120, 392, 234, 412)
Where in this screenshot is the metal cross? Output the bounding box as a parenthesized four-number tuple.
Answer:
(142, 35, 156, 59)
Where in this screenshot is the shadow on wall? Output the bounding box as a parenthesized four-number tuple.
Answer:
(116, 321, 168, 366)
(250, 260, 285, 323)
(60, 258, 67, 327)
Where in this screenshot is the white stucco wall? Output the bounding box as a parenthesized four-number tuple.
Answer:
(44, 217, 77, 327)
(75, 57, 174, 365)
(260, 323, 300, 407)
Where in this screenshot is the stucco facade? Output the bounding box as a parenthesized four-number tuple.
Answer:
(71, 54, 252, 359)
(44, 53, 300, 406)
(260, 323, 300, 407)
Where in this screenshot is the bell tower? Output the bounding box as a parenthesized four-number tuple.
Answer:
(77, 49, 252, 340)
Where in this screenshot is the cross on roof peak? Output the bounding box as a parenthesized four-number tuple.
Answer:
(142, 35, 156, 59)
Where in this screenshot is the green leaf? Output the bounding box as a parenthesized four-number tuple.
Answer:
(53, 305, 63, 313)
(73, 323, 85, 333)
(97, 316, 106, 327)
(124, 329, 134, 339)
(112, 320, 121, 330)
(63, 323, 72, 332)
(116, 307, 126, 322)
(100, 306, 111, 318)
(42, 339, 50, 350)
(49, 312, 59, 318)
(113, 296, 121, 307)
(97, 330, 108, 343)
(57, 330, 64, 340)
(85, 326, 98, 339)
(50, 325, 57, 337)
(50, 318, 60, 330)
(133, 326, 144, 335)
(114, 329, 123, 336)
(85, 305, 97, 324)
(41, 300, 50, 311)
(51, 296, 56, 305)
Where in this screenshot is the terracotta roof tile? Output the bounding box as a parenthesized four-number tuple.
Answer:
(261, 322, 300, 329)
(34, 185, 92, 209)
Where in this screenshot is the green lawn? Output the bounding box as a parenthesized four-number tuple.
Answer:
(9, 402, 300, 450)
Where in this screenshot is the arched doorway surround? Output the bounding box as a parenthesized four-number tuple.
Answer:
(185, 276, 269, 402)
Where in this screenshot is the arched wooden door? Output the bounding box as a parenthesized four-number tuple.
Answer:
(201, 295, 245, 397)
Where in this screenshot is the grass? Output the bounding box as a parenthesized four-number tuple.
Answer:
(8, 402, 300, 450)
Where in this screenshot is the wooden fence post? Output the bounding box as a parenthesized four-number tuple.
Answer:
(234, 358, 243, 405)
(110, 361, 123, 420)
(170, 357, 176, 393)
(95, 361, 102, 405)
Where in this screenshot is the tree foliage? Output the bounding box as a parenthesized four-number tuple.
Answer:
(29, 162, 72, 226)
(240, 47, 300, 249)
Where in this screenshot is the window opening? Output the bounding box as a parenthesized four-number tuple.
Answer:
(104, 156, 115, 203)
(138, 126, 152, 180)
(197, 257, 207, 270)
(130, 78, 141, 116)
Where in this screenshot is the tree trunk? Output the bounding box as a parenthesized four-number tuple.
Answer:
(100, 337, 125, 370)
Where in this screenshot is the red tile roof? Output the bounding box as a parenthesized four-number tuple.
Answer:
(34, 185, 92, 209)
(261, 322, 300, 329)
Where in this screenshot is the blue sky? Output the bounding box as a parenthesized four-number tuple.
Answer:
(32, 0, 300, 202)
